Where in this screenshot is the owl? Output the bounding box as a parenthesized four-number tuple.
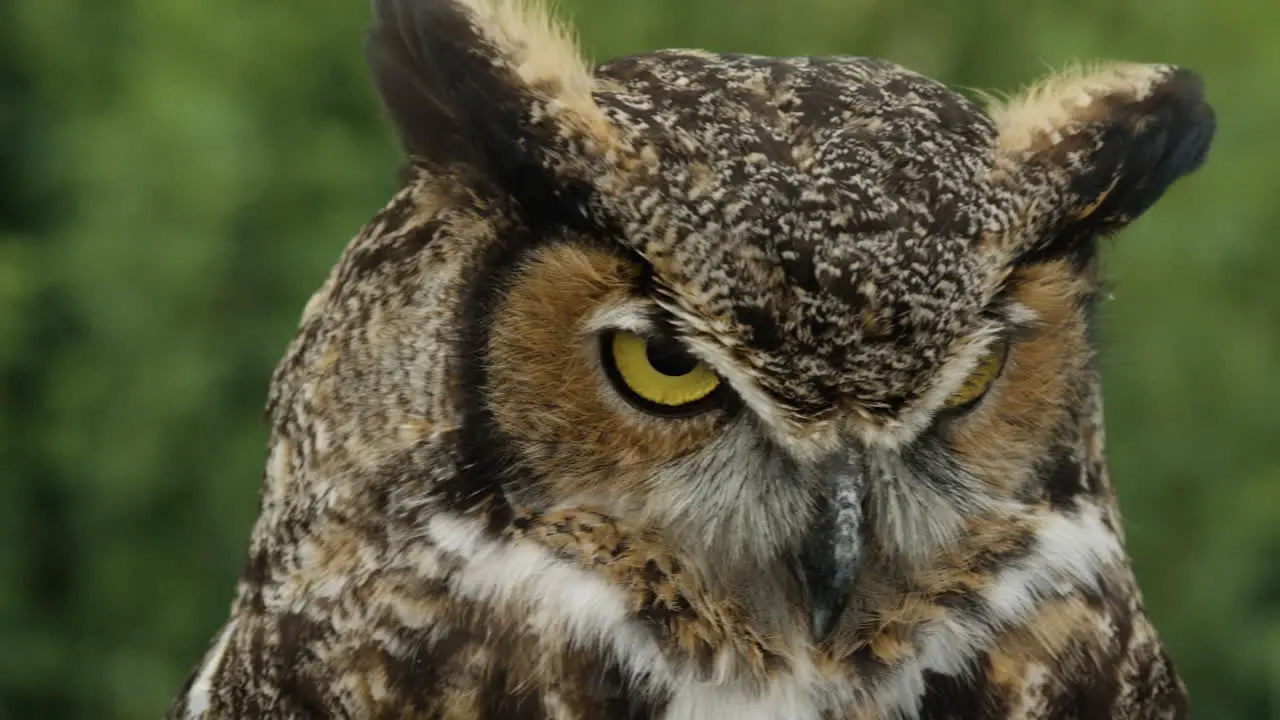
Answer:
(166, 0, 1216, 718)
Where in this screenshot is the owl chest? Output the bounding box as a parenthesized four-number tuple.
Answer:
(531, 599, 832, 720)
(436, 517, 836, 719)
(656, 676, 831, 720)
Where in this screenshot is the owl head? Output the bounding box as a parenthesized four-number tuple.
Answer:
(249, 0, 1214, 687)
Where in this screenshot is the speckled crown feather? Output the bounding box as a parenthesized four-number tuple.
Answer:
(589, 53, 1012, 416)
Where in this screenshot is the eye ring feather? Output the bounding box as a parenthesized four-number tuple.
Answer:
(600, 330, 726, 417)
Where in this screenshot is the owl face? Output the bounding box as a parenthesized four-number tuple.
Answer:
(481, 191, 1095, 638)
(359, 1, 1212, 644)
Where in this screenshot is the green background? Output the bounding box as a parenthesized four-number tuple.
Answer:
(2, 1, 1276, 717)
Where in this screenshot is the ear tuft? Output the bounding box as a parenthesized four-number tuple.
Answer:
(1068, 68, 1215, 228)
(989, 63, 1216, 255)
(365, 0, 617, 215)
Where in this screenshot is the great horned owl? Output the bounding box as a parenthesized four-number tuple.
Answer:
(167, 0, 1216, 718)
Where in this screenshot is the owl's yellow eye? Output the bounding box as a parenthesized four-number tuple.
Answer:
(940, 339, 1010, 411)
(602, 331, 723, 415)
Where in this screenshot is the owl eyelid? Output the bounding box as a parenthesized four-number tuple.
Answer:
(581, 301, 658, 337)
(936, 333, 1013, 418)
(954, 301, 1040, 412)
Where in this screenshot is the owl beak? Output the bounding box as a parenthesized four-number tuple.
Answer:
(797, 467, 863, 642)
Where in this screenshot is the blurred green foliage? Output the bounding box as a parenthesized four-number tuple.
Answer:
(1, 0, 1276, 718)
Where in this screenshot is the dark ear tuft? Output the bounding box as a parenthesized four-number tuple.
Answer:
(366, 0, 542, 191)
(1062, 68, 1215, 236)
(364, 0, 615, 228)
(990, 63, 1216, 259)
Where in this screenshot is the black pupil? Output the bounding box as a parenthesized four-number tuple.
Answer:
(644, 337, 698, 376)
